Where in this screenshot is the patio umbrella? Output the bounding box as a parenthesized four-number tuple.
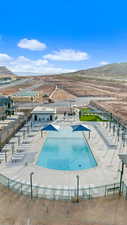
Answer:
(71, 124, 91, 139)
(40, 124, 59, 137)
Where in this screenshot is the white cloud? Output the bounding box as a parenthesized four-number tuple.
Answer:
(0, 53, 12, 64)
(10, 56, 48, 66)
(18, 38, 47, 51)
(44, 49, 89, 61)
(100, 61, 109, 66)
(9, 56, 50, 73)
(0, 53, 75, 75)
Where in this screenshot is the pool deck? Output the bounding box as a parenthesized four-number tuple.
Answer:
(0, 115, 126, 189)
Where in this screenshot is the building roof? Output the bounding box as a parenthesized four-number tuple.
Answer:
(32, 106, 56, 114)
(13, 91, 38, 97)
(0, 95, 12, 105)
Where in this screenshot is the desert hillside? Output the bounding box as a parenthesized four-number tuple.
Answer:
(0, 66, 17, 79)
(55, 62, 127, 80)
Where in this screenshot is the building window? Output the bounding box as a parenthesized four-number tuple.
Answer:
(34, 115, 37, 121)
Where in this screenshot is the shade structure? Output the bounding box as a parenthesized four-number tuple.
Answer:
(71, 124, 91, 132)
(40, 124, 59, 137)
(41, 124, 59, 131)
(71, 124, 91, 139)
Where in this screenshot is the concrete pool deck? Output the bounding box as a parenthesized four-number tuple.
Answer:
(0, 116, 126, 190)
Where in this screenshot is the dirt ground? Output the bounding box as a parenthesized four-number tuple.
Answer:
(0, 184, 127, 225)
(51, 88, 76, 101)
(90, 100, 127, 125)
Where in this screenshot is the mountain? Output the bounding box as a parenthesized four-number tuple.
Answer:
(77, 63, 127, 77)
(0, 66, 17, 80)
(58, 63, 127, 80)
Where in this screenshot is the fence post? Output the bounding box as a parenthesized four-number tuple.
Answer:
(20, 183, 22, 194)
(8, 178, 10, 188)
(126, 186, 127, 200)
(89, 186, 91, 199)
(76, 175, 79, 203)
(113, 183, 115, 195)
(105, 185, 107, 197)
(36, 186, 38, 198)
(119, 162, 124, 195)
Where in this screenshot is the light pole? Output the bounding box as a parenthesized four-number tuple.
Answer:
(119, 161, 124, 195)
(30, 172, 34, 200)
(76, 175, 79, 203)
(23, 130, 26, 139)
(15, 135, 21, 146)
(118, 154, 127, 195)
(4, 150, 7, 162)
(10, 142, 15, 154)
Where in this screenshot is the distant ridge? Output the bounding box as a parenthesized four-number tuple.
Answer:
(76, 63, 127, 77)
(58, 63, 127, 79)
(2, 63, 127, 80)
(0, 66, 17, 79)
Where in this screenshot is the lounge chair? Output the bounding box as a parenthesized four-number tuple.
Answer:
(11, 155, 24, 162)
(14, 152, 24, 156)
(16, 148, 24, 152)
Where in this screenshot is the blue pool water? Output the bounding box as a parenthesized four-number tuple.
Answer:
(36, 127, 97, 171)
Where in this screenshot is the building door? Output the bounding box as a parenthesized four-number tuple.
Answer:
(34, 114, 37, 121)
(50, 115, 53, 121)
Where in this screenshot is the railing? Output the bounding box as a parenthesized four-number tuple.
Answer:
(0, 173, 123, 200)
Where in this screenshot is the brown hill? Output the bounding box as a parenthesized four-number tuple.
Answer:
(0, 66, 17, 79)
(51, 63, 127, 80)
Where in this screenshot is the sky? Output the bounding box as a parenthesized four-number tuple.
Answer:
(0, 0, 127, 75)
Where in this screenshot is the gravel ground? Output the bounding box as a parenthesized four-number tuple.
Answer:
(0, 184, 127, 225)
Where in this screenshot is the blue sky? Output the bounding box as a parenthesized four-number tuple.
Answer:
(0, 0, 127, 75)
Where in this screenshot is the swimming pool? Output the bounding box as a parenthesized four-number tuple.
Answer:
(36, 127, 97, 171)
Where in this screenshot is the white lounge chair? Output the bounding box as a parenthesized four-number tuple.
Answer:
(11, 155, 24, 162)
(14, 152, 24, 156)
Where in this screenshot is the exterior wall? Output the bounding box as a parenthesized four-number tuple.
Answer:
(12, 94, 43, 103)
(0, 96, 14, 117)
(32, 113, 55, 122)
(12, 96, 34, 103)
(0, 113, 26, 145)
(0, 105, 6, 119)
